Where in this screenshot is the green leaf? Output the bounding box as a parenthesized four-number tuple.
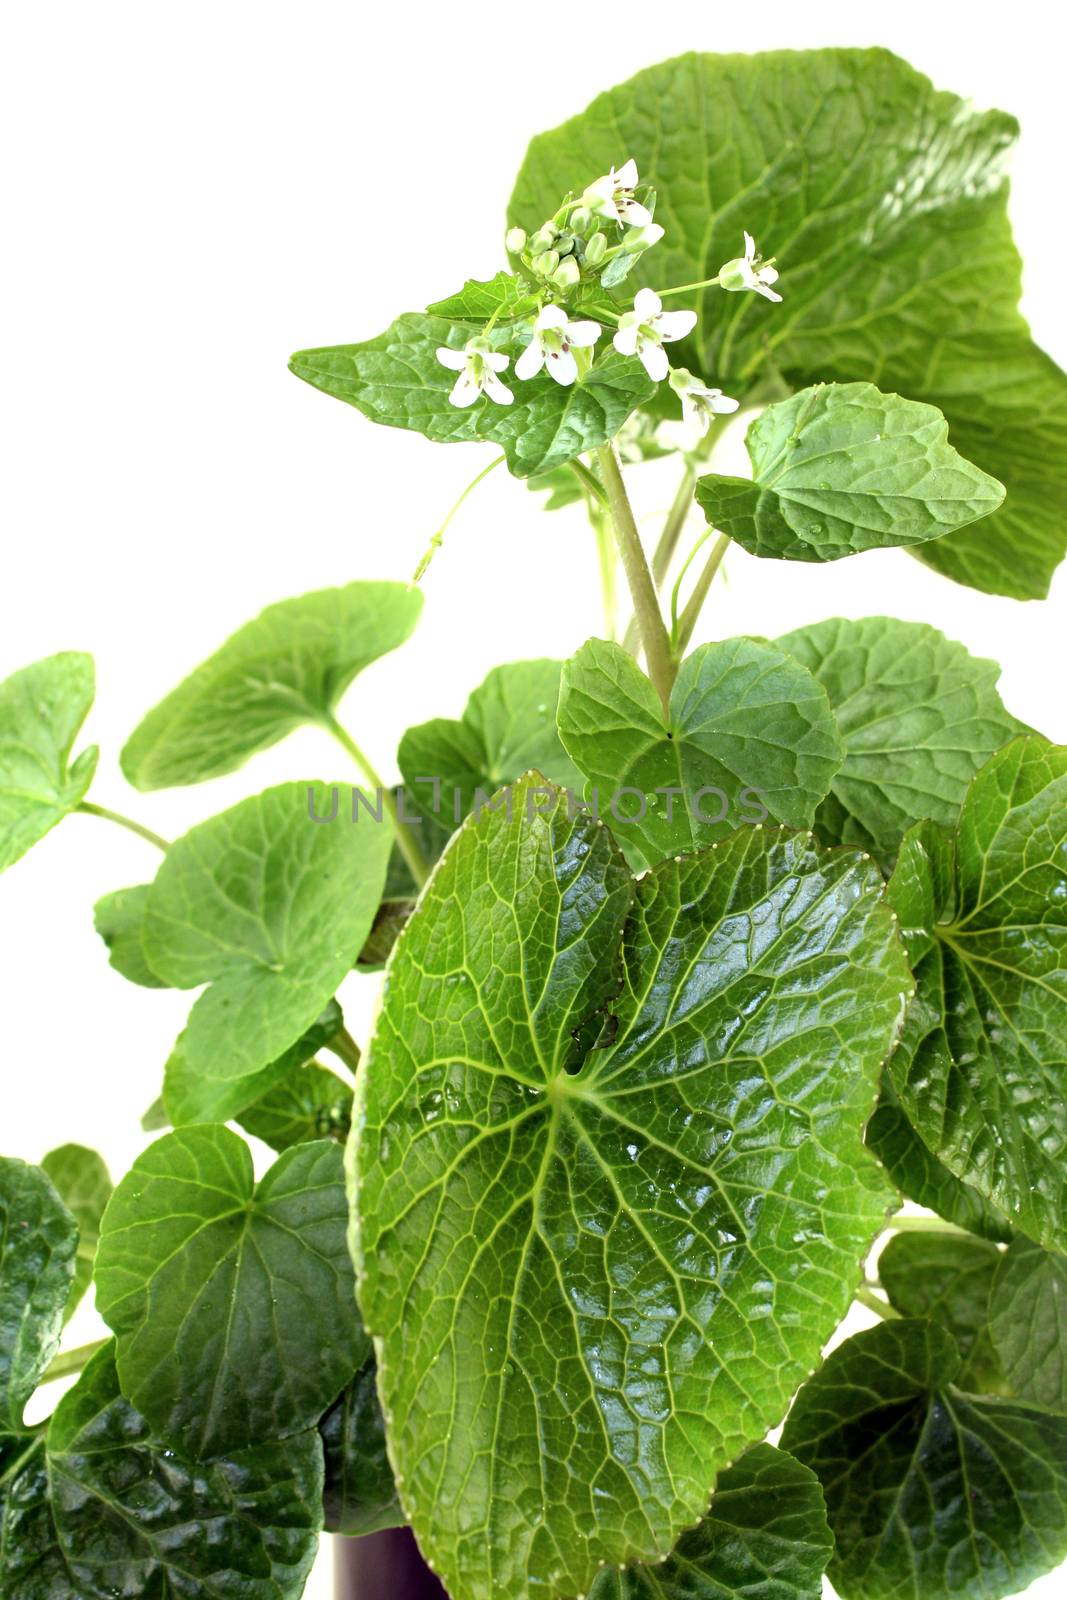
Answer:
(39, 1145, 112, 1322)
(121, 582, 422, 791)
(353, 776, 908, 1599)
(95, 1126, 364, 1456)
(319, 1351, 402, 1537)
(510, 50, 1067, 598)
(0, 653, 98, 874)
(0, 1158, 76, 1429)
(163, 998, 345, 1127)
(557, 637, 842, 868)
(527, 464, 586, 512)
(695, 384, 1004, 562)
(356, 898, 415, 970)
(398, 658, 582, 830)
(989, 1236, 1067, 1414)
(588, 1444, 832, 1600)
(238, 1060, 352, 1153)
(290, 317, 656, 479)
(878, 1230, 1006, 1392)
(777, 617, 1021, 860)
(781, 1318, 1067, 1600)
(886, 739, 1067, 1250)
(92, 884, 164, 988)
(866, 1084, 1012, 1244)
(143, 783, 390, 1081)
(0, 1343, 322, 1600)
(426, 272, 540, 321)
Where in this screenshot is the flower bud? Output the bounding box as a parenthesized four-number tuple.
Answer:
(570, 206, 592, 236)
(584, 232, 608, 267)
(531, 250, 560, 279)
(552, 257, 581, 289)
(505, 227, 527, 254)
(717, 257, 750, 292)
(530, 224, 557, 254)
(555, 231, 576, 257)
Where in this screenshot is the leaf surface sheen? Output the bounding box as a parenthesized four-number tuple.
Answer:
(0, 652, 97, 874)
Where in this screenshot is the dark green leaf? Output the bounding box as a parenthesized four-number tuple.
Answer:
(557, 637, 842, 868)
(319, 1352, 402, 1537)
(989, 1236, 1067, 1413)
(353, 776, 908, 1599)
(426, 272, 539, 321)
(92, 884, 164, 988)
(39, 1145, 112, 1322)
(887, 739, 1067, 1250)
(163, 999, 344, 1127)
(143, 783, 390, 1081)
(356, 898, 415, 970)
(290, 317, 656, 479)
(238, 1061, 352, 1153)
(96, 1126, 364, 1456)
(121, 582, 421, 791)
(866, 1085, 1012, 1244)
(0, 653, 97, 874)
(878, 1230, 1006, 1391)
(781, 1318, 1067, 1600)
(0, 1159, 76, 1430)
(777, 617, 1020, 860)
(696, 384, 1003, 562)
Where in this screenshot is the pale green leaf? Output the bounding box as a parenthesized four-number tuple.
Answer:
(163, 999, 345, 1128)
(39, 1145, 112, 1322)
(92, 884, 164, 988)
(0, 653, 97, 874)
(989, 1236, 1067, 1414)
(426, 273, 540, 321)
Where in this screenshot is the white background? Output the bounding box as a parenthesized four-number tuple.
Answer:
(2, 3, 1065, 1596)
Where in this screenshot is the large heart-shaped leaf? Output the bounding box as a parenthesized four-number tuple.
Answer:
(319, 1351, 403, 1537)
(878, 1230, 1006, 1392)
(886, 740, 1067, 1250)
(989, 1236, 1067, 1414)
(777, 617, 1020, 860)
(781, 1318, 1067, 1600)
(39, 1144, 112, 1322)
(588, 1444, 832, 1600)
(352, 776, 908, 1600)
(0, 652, 98, 874)
(96, 1126, 364, 1456)
(557, 637, 842, 868)
(509, 50, 1067, 597)
(291, 317, 656, 479)
(121, 582, 422, 791)
(865, 1085, 1012, 1244)
(143, 783, 391, 1081)
(695, 384, 1003, 562)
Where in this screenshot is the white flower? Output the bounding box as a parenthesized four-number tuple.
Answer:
(435, 337, 513, 408)
(514, 305, 601, 387)
(612, 288, 696, 382)
(621, 221, 664, 252)
(581, 158, 653, 229)
(717, 231, 782, 302)
(668, 368, 740, 433)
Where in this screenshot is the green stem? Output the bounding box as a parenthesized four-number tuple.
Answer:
(40, 1338, 108, 1385)
(330, 1026, 362, 1076)
(884, 1214, 965, 1234)
(854, 1284, 900, 1322)
(568, 458, 608, 508)
(77, 802, 170, 852)
(594, 442, 675, 714)
(621, 462, 697, 656)
(321, 714, 430, 889)
(673, 532, 731, 656)
(656, 276, 722, 299)
(413, 454, 505, 581)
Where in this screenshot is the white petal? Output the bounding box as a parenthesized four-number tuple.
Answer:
(436, 347, 468, 371)
(680, 394, 708, 434)
(566, 320, 601, 348)
(760, 264, 780, 285)
(448, 372, 480, 407)
(485, 350, 511, 372)
(743, 230, 756, 260)
(615, 158, 639, 187)
(584, 175, 616, 215)
(710, 391, 740, 413)
(546, 348, 578, 386)
(632, 287, 662, 319)
(537, 303, 568, 329)
(755, 284, 783, 303)
(613, 325, 639, 356)
(620, 199, 653, 229)
(655, 309, 697, 342)
(514, 341, 544, 381)
(639, 342, 669, 383)
(484, 373, 514, 405)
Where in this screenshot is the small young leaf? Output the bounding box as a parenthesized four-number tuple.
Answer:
(557, 637, 842, 868)
(695, 384, 1004, 563)
(92, 883, 164, 988)
(989, 1236, 1067, 1413)
(781, 1318, 1067, 1600)
(163, 998, 345, 1127)
(319, 1351, 403, 1537)
(426, 272, 539, 321)
(121, 581, 422, 791)
(878, 1230, 1006, 1391)
(290, 316, 656, 479)
(866, 1085, 1012, 1244)
(143, 783, 390, 1082)
(39, 1144, 112, 1322)
(238, 1060, 352, 1153)
(887, 739, 1067, 1250)
(777, 617, 1021, 860)
(354, 777, 908, 1600)
(96, 1126, 364, 1456)
(399, 659, 581, 831)
(0, 652, 98, 874)
(0, 1158, 77, 1428)
(588, 1444, 832, 1600)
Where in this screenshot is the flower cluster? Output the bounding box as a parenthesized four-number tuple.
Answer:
(436, 158, 780, 429)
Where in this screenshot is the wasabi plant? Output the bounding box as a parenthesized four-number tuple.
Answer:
(3, 47, 1067, 1600)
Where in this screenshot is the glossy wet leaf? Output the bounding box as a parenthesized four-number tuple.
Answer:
(510, 50, 1067, 598)
(878, 1230, 1005, 1391)
(886, 739, 1067, 1250)
(588, 1444, 832, 1600)
(696, 384, 1003, 562)
(777, 617, 1020, 860)
(399, 658, 581, 831)
(39, 1144, 112, 1321)
(781, 1318, 1067, 1600)
(238, 1060, 352, 1153)
(353, 776, 908, 1600)
(290, 316, 656, 479)
(143, 783, 390, 1081)
(0, 652, 98, 874)
(121, 582, 422, 791)
(163, 999, 344, 1128)
(0, 1343, 322, 1600)
(96, 1125, 364, 1456)
(557, 637, 841, 868)
(989, 1236, 1067, 1413)
(866, 1085, 1012, 1244)
(0, 1159, 76, 1428)
(319, 1351, 403, 1537)
(93, 883, 165, 988)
